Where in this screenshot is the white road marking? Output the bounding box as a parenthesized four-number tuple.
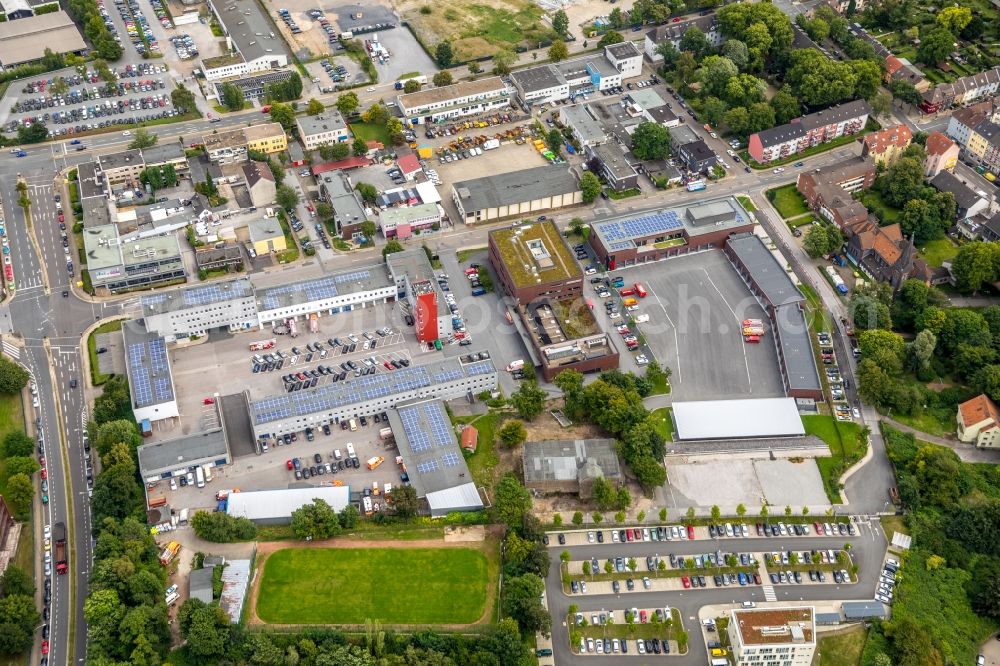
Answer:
(701, 268, 753, 393)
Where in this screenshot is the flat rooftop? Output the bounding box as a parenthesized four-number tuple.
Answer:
(512, 65, 566, 94)
(227, 486, 351, 519)
(726, 233, 804, 307)
(318, 171, 367, 225)
(81, 224, 123, 272)
(203, 128, 246, 151)
(77, 162, 105, 198)
(380, 202, 439, 227)
(210, 0, 288, 64)
(775, 303, 822, 392)
(243, 122, 285, 142)
(490, 220, 582, 289)
(98, 149, 144, 172)
(454, 165, 580, 214)
(122, 235, 182, 267)
(250, 356, 496, 425)
(0, 11, 86, 66)
(137, 428, 229, 477)
(140, 143, 186, 165)
(731, 607, 815, 646)
(385, 398, 474, 497)
(560, 104, 606, 144)
(247, 216, 284, 244)
(398, 76, 509, 110)
(296, 110, 347, 137)
(123, 320, 175, 408)
(593, 197, 753, 252)
(672, 398, 805, 440)
(141, 277, 255, 316)
(255, 266, 393, 312)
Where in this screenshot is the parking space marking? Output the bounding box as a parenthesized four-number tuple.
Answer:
(700, 267, 753, 392)
(645, 280, 682, 384)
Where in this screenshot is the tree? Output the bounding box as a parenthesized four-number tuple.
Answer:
(264, 71, 303, 102)
(190, 511, 256, 542)
(870, 91, 892, 120)
(432, 71, 453, 87)
(352, 136, 368, 156)
(359, 220, 377, 241)
(549, 40, 569, 62)
(907, 329, 937, 373)
(0, 358, 29, 395)
(269, 102, 297, 132)
(338, 504, 359, 529)
(700, 55, 740, 97)
(498, 420, 527, 448)
(291, 498, 342, 540)
(467, 60, 482, 78)
(502, 574, 551, 635)
(220, 82, 245, 111)
(335, 92, 360, 116)
(630, 455, 666, 490)
(591, 476, 617, 510)
(2, 456, 39, 481)
(319, 142, 351, 161)
(306, 98, 325, 115)
(702, 96, 728, 128)
(128, 128, 157, 150)
(721, 39, 749, 69)
(681, 25, 712, 57)
(850, 294, 892, 330)
(276, 184, 299, 212)
(546, 128, 563, 154)
(786, 49, 859, 106)
(171, 84, 196, 112)
(710, 505, 721, 521)
(736, 503, 746, 519)
(851, 59, 883, 100)
(402, 78, 422, 94)
(0, 566, 33, 598)
(804, 223, 843, 258)
(579, 171, 601, 203)
(391, 484, 418, 518)
(770, 88, 800, 125)
(435, 41, 454, 68)
(494, 473, 532, 529)
(5, 474, 32, 511)
(511, 379, 546, 420)
(572, 511, 584, 525)
(656, 41, 680, 69)
(1, 432, 33, 460)
(917, 26, 953, 66)
(630, 121, 671, 161)
(182, 603, 231, 658)
(598, 31, 624, 48)
(355, 182, 378, 204)
(951, 242, 999, 294)
(552, 9, 569, 37)
(492, 48, 516, 75)
(382, 240, 404, 257)
(936, 6, 972, 34)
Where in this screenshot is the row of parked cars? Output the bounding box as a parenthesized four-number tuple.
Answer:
(877, 557, 898, 604)
(769, 569, 851, 585)
(578, 636, 670, 656)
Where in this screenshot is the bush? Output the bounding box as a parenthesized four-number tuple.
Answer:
(190, 510, 257, 542)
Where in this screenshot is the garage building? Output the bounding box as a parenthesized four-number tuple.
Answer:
(0, 11, 86, 69)
(386, 398, 484, 517)
(452, 166, 582, 224)
(141, 278, 258, 339)
(226, 486, 351, 524)
(254, 266, 396, 328)
(672, 398, 805, 440)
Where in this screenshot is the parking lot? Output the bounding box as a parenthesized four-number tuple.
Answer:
(663, 457, 829, 509)
(0, 63, 178, 136)
(305, 56, 367, 93)
(612, 251, 786, 401)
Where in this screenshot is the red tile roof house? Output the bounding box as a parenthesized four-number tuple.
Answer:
(957, 394, 1000, 448)
(397, 153, 422, 181)
(923, 131, 960, 177)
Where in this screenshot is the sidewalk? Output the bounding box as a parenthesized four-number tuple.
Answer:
(881, 416, 1000, 463)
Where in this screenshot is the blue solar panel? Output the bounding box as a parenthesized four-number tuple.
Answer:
(397, 401, 453, 453)
(334, 270, 370, 284)
(259, 276, 340, 311)
(416, 460, 439, 474)
(597, 210, 684, 248)
(442, 452, 461, 467)
(128, 343, 152, 406)
(465, 360, 496, 377)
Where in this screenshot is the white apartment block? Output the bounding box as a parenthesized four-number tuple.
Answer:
(296, 111, 350, 151)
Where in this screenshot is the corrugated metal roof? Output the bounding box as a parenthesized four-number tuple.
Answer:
(226, 486, 350, 520)
(673, 398, 805, 440)
(842, 601, 887, 619)
(425, 482, 483, 516)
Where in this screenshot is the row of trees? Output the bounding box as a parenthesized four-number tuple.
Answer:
(265, 72, 304, 103)
(66, 0, 123, 60)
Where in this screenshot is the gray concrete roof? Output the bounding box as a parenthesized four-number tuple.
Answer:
(81, 224, 123, 272)
(141, 277, 255, 316)
(209, 0, 288, 64)
(560, 104, 606, 145)
(385, 398, 475, 500)
(318, 170, 367, 226)
(453, 166, 579, 212)
(523, 439, 621, 484)
(0, 11, 85, 66)
(775, 302, 823, 392)
(512, 64, 565, 94)
(726, 233, 804, 307)
(592, 196, 752, 252)
(247, 217, 284, 244)
(296, 110, 347, 138)
(98, 149, 144, 172)
(188, 568, 214, 604)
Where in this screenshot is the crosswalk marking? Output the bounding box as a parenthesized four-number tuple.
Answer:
(1, 341, 19, 360)
(762, 585, 777, 602)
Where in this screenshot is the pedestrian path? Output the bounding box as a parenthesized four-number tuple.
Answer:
(762, 585, 777, 602)
(1, 340, 19, 360)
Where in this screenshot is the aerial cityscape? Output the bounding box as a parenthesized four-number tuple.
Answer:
(0, 0, 998, 662)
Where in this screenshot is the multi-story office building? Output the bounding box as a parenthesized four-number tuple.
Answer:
(396, 77, 512, 125)
(296, 111, 350, 151)
(726, 607, 816, 666)
(141, 277, 258, 338)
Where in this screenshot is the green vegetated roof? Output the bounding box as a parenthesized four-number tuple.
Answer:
(492, 220, 581, 288)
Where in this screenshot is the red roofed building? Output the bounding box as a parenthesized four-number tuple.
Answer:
(397, 153, 422, 181)
(860, 124, 912, 166)
(958, 394, 1000, 448)
(311, 156, 372, 175)
(845, 220, 916, 289)
(460, 425, 478, 452)
(924, 131, 960, 177)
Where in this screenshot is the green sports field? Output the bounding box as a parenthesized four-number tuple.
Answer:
(256, 547, 489, 625)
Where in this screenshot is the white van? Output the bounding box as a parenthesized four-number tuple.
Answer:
(333, 449, 343, 461)
(346, 442, 356, 458)
(349, 419, 358, 432)
(165, 592, 180, 606)
(195, 466, 205, 488)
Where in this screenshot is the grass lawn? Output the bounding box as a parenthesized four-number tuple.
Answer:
(787, 214, 817, 229)
(859, 190, 901, 224)
(736, 195, 756, 212)
(87, 319, 123, 386)
(256, 547, 489, 624)
(891, 409, 953, 438)
(816, 625, 866, 666)
(0, 392, 25, 515)
(459, 411, 500, 489)
(917, 237, 959, 267)
(349, 122, 392, 147)
(456, 246, 487, 263)
(766, 184, 810, 219)
(804, 415, 865, 502)
(650, 408, 674, 442)
(880, 514, 908, 539)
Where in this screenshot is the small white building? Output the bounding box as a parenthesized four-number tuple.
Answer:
(958, 394, 1000, 448)
(141, 277, 258, 339)
(226, 486, 351, 524)
(296, 111, 350, 151)
(378, 202, 441, 239)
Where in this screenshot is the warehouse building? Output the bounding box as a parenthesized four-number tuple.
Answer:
(0, 11, 86, 69)
(254, 266, 396, 328)
(397, 77, 512, 124)
(137, 427, 231, 482)
(201, 0, 289, 81)
(452, 166, 582, 224)
(672, 398, 805, 440)
(123, 320, 180, 424)
(141, 278, 258, 339)
(724, 233, 822, 400)
(385, 399, 484, 516)
(523, 439, 622, 497)
(226, 486, 351, 524)
(588, 197, 755, 269)
(511, 44, 643, 105)
(386, 248, 450, 343)
(248, 356, 497, 441)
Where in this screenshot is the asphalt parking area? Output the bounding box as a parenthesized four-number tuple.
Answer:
(616, 251, 785, 401)
(664, 459, 828, 509)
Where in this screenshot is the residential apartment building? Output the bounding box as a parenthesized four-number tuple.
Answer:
(727, 607, 816, 666)
(921, 65, 1000, 113)
(796, 157, 877, 230)
(967, 119, 1000, 171)
(860, 124, 912, 166)
(643, 14, 722, 61)
(396, 77, 512, 124)
(748, 100, 870, 163)
(317, 169, 368, 240)
(884, 56, 929, 92)
(957, 394, 1000, 448)
(98, 149, 145, 184)
(296, 111, 349, 151)
(244, 122, 287, 154)
(924, 131, 960, 177)
(452, 166, 582, 224)
(930, 171, 991, 219)
(243, 160, 276, 207)
(141, 277, 258, 338)
(511, 44, 643, 105)
(587, 141, 639, 192)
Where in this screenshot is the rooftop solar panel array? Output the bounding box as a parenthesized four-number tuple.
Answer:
(442, 451, 461, 467)
(597, 210, 684, 247)
(334, 270, 370, 284)
(128, 343, 152, 406)
(398, 401, 453, 453)
(258, 277, 340, 311)
(465, 360, 495, 377)
(142, 280, 253, 310)
(127, 338, 174, 406)
(416, 460, 440, 474)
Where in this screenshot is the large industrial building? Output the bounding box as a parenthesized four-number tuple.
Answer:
(489, 220, 618, 380)
(82, 224, 186, 294)
(123, 320, 179, 424)
(248, 356, 498, 441)
(396, 77, 512, 124)
(453, 166, 582, 224)
(226, 486, 351, 524)
(723, 233, 822, 400)
(254, 267, 396, 328)
(511, 44, 643, 105)
(201, 0, 289, 82)
(588, 197, 755, 270)
(0, 11, 86, 69)
(727, 607, 816, 666)
(672, 398, 806, 440)
(385, 399, 484, 516)
(141, 278, 258, 339)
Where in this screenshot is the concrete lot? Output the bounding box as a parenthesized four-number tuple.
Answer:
(330, 2, 436, 82)
(665, 459, 828, 509)
(153, 10, 227, 78)
(616, 251, 786, 401)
